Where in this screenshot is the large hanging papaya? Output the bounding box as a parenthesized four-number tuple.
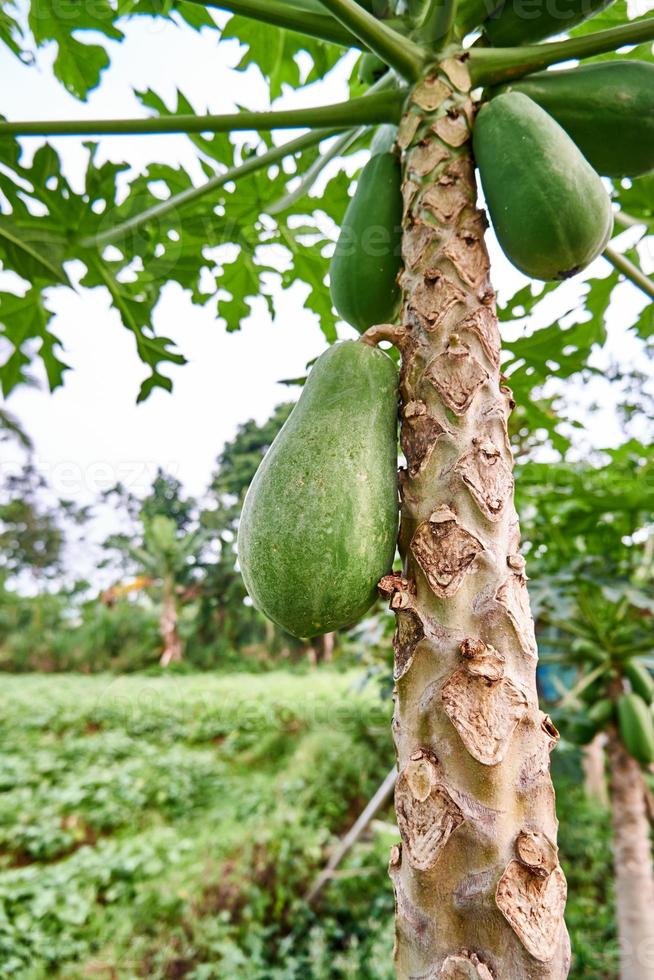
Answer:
(473, 93, 613, 281)
(238, 341, 398, 638)
(484, 0, 613, 47)
(495, 61, 654, 178)
(330, 152, 403, 333)
(618, 693, 654, 765)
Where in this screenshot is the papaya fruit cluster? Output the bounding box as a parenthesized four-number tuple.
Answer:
(558, 659, 654, 767)
(351, 10, 653, 286)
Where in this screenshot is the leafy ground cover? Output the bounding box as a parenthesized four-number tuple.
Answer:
(0, 671, 617, 978)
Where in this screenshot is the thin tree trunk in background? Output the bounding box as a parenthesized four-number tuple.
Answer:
(583, 734, 608, 806)
(159, 582, 183, 666)
(387, 57, 570, 978)
(306, 764, 397, 905)
(607, 728, 654, 980)
(322, 631, 335, 663)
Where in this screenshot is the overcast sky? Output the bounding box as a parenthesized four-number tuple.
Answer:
(0, 8, 652, 585)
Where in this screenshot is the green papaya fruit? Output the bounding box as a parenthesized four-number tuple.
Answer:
(618, 693, 654, 765)
(484, 0, 613, 47)
(495, 62, 654, 178)
(370, 124, 397, 157)
(624, 659, 654, 705)
(330, 152, 403, 332)
(238, 341, 398, 638)
(358, 51, 388, 86)
(473, 93, 613, 281)
(587, 698, 614, 729)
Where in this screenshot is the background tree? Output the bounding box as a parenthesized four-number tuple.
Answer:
(102, 469, 203, 665)
(0, 0, 653, 976)
(519, 445, 654, 979)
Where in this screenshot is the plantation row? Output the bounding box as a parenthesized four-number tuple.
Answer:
(0, 671, 617, 978)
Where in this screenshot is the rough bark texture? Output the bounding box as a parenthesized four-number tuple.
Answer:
(387, 59, 570, 979)
(607, 728, 654, 980)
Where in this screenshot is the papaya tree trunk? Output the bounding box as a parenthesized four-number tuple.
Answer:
(159, 578, 183, 667)
(387, 58, 570, 978)
(607, 727, 654, 980)
(583, 733, 608, 806)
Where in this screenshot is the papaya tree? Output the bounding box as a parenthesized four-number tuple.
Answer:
(519, 445, 654, 980)
(1, 0, 654, 976)
(102, 475, 203, 665)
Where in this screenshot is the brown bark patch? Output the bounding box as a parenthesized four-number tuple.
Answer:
(432, 112, 470, 148)
(495, 568, 538, 659)
(403, 179, 421, 221)
(396, 753, 464, 871)
(496, 860, 567, 963)
(455, 307, 500, 369)
(439, 951, 494, 979)
(409, 141, 449, 178)
(393, 606, 426, 682)
(442, 213, 490, 291)
(441, 666, 528, 766)
(424, 339, 489, 416)
(397, 111, 421, 150)
(413, 76, 451, 112)
(402, 221, 442, 270)
(455, 438, 514, 522)
(405, 271, 466, 333)
(440, 57, 472, 93)
(402, 401, 448, 477)
(461, 638, 505, 681)
(516, 830, 559, 877)
(422, 159, 474, 225)
(378, 572, 415, 602)
(411, 506, 484, 599)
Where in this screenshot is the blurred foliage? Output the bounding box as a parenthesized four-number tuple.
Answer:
(0, 672, 617, 979)
(517, 442, 654, 744)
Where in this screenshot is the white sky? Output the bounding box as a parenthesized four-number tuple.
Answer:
(0, 8, 652, 586)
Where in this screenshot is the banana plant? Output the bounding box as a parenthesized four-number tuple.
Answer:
(128, 515, 206, 666)
(1, 0, 654, 975)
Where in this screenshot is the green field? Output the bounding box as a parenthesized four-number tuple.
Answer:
(0, 672, 618, 978)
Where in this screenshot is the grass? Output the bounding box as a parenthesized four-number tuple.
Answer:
(0, 671, 618, 978)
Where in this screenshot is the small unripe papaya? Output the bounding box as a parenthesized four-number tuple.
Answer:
(624, 659, 654, 705)
(495, 61, 654, 178)
(618, 693, 654, 766)
(238, 341, 398, 638)
(587, 698, 614, 729)
(473, 93, 613, 281)
(330, 152, 403, 333)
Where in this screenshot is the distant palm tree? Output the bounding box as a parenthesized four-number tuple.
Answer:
(129, 515, 205, 666)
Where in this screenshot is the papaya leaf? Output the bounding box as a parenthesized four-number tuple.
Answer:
(221, 14, 345, 99)
(0, 1, 22, 57)
(0, 288, 68, 395)
(27, 0, 123, 100)
(0, 220, 69, 287)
